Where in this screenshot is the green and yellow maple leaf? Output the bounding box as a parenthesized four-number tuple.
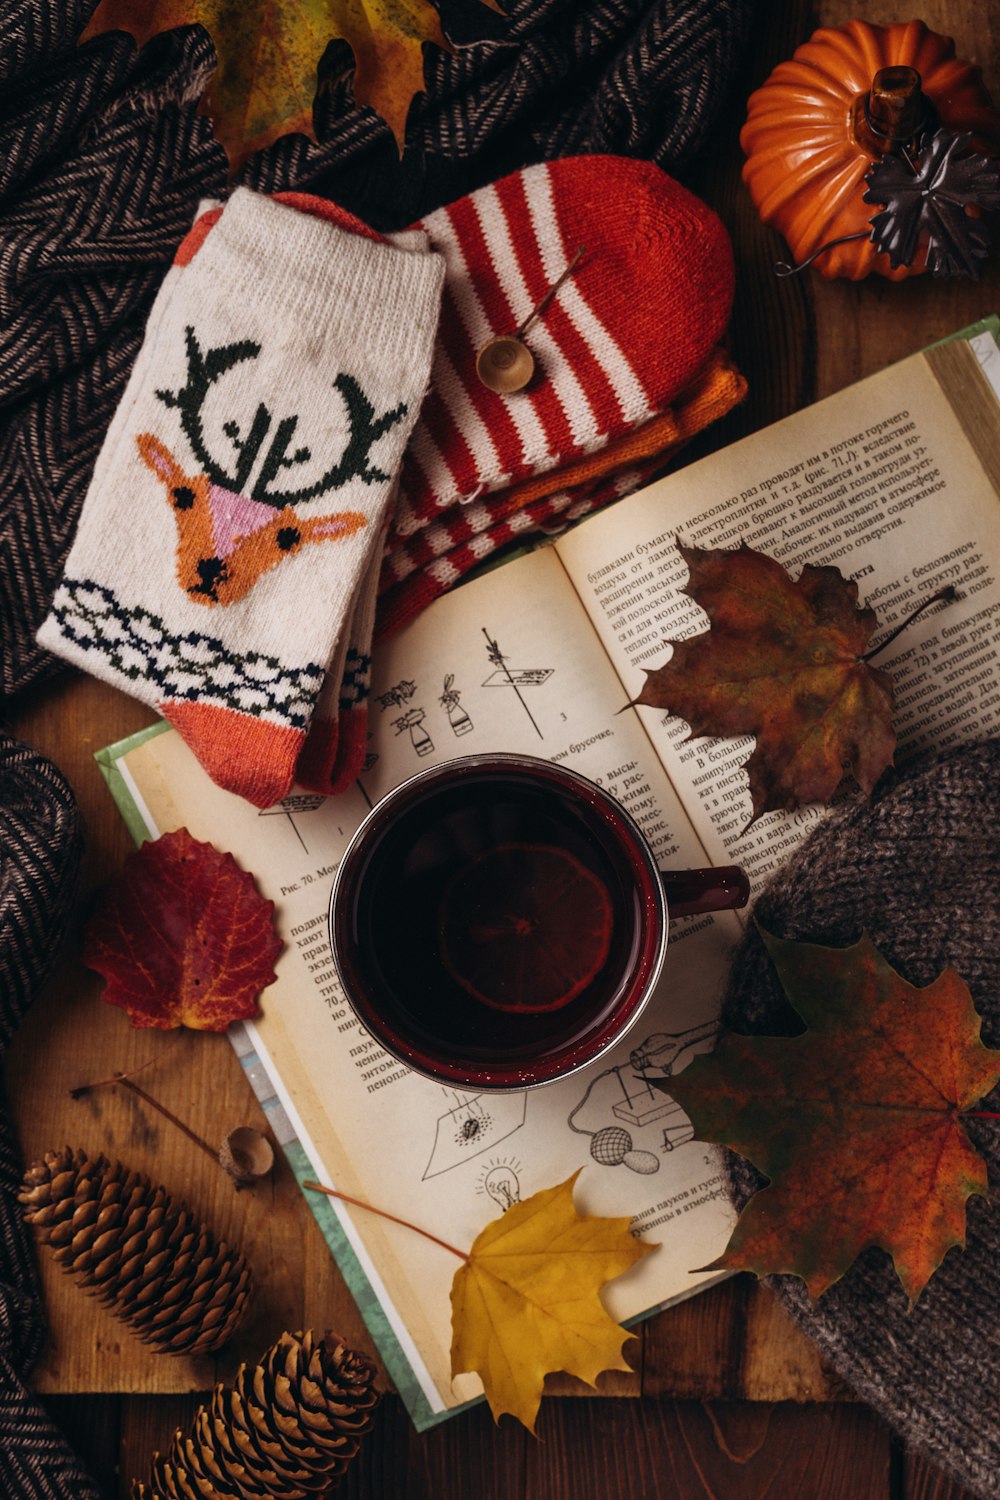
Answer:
(82, 0, 500, 172)
(664, 929, 1000, 1304)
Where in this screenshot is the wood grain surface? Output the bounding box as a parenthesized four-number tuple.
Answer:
(9, 0, 999, 1493)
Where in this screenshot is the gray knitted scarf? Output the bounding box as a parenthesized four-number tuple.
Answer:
(722, 738, 1000, 1499)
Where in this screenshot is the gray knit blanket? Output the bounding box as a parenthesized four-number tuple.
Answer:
(722, 738, 1000, 1499)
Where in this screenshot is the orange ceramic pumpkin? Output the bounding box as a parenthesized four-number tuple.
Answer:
(741, 19, 1000, 279)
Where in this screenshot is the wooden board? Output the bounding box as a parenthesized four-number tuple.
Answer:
(7, 674, 379, 1395)
(54, 1389, 984, 1500)
(8, 0, 1000, 1493)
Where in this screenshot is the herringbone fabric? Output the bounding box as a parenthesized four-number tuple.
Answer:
(0, 736, 82, 1052)
(0, 730, 94, 1497)
(0, 16, 227, 699)
(0, 1345, 103, 1500)
(304, 0, 754, 227)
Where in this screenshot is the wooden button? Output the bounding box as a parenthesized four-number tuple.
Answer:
(475, 335, 535, 393)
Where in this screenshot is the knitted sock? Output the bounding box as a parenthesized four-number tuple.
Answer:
(300, 345, 745, 790)
(275, 222, 430, 796)
(375, 347, 747, 639)
(38, 188, 443, 807)
(297, 350, 745, 798)
(327, 533, 385, 792)
(298, 158, 739, 790)
(374, 459, 662, 641)
(295, 519, 387, 794)
(391, 155, 735, 546)
(306, 351, 745, 791)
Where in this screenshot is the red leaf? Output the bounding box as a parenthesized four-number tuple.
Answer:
(83, 828, 282, 1030)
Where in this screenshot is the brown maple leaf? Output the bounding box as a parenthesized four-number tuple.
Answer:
(664, 929, 1000, 1304)
(81, 0, 502, 172)
(82, 828, 282, 1030)
(632, 541, 896, 825)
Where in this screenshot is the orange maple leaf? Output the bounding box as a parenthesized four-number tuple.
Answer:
(632, 541, 897, 825)
(664, 929, 1000, 1304)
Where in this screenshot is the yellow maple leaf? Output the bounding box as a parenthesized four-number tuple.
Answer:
(81, 0, 497, 173)
(450, 1172, 657, 1432)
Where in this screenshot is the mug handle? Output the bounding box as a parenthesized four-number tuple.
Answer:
(659, 865, 750, 918)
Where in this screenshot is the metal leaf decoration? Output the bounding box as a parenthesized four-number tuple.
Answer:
(863, 129, 1000, 278)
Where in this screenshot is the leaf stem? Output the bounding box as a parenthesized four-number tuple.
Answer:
(69, 1037, 183, 1097)
(964, 1110, 1000, 1119)
(72, 1070, 219, 1167)
(517, 244, 584, 336)
(774, 230, 870, 277)
(121, 1079, 220, 1165)
(862, 585, 958, 662)
(303, 1180, 469, 1261)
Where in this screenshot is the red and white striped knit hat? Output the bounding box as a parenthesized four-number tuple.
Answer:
(391, 155, 735, 544)
(375, 349, 741, 639)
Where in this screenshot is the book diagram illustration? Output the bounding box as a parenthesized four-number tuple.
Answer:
(392, 706, 433, 758)
(376, 679, 418, 712)
(565, 1021, 720, 1173)
(376, 678, 434, 758)
(477, 1157, 523, 1212)
(257, 793, 325, 854)
(422, 1088, 528, 1181)
(481, 628, 553, 739)
(440, 674, 473, 737)
(373, 671, 476, 757)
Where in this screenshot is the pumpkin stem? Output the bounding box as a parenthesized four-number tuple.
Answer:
(852, 66, 930, 156)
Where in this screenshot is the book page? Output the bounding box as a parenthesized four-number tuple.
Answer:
(556, 340, 1000, 889)
(113, 544, 741, 1424)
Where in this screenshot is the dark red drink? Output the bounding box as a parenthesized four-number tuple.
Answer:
(330, 756, 665, 1090)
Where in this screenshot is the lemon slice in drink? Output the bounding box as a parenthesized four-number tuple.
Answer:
(439, 842, 613, 1013)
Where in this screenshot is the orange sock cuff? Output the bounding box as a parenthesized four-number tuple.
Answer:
(328, 711, 370, 795)
(161, 700, 304, 809)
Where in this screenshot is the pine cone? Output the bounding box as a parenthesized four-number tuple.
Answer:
(19, 1147, 252, 1355)
(132, 1330, 380, 1499)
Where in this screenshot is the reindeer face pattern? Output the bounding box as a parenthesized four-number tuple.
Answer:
(137, 435, 368, 606)
(140, 326, 407, 606)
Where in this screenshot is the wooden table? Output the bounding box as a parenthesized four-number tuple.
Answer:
(9, 1, 998, 1494)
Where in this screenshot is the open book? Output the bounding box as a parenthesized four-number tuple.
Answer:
(99, 323, 1000, 1430)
